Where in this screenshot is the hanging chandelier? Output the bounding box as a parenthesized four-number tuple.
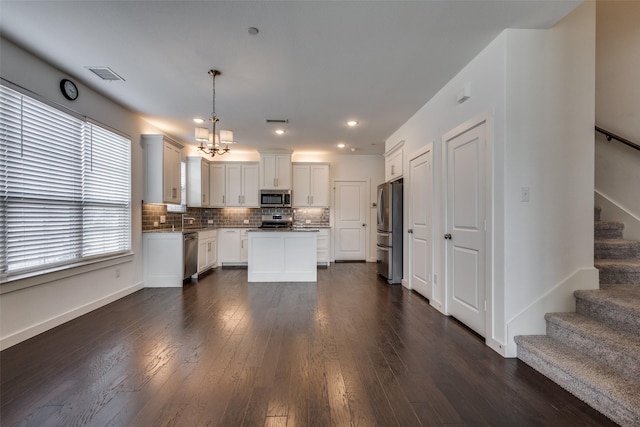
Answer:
(196, 69, 235, 157)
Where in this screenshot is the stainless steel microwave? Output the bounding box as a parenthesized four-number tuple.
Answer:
(260, 189, 292, 208)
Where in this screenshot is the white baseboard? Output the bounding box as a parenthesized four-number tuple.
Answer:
(595, 190, 640, 241)
(1, 282, 144, 350)
(504, 268, 599, 358)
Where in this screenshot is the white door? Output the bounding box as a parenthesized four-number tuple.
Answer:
(409, 148, 433, 299)
(334, 181, 368, 261)
(446, 122, 486, 336)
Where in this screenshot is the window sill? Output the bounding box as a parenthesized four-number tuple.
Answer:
(0, 253, 135, 295)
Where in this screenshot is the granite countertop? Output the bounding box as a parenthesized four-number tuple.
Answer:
(246, 228, 320, 232)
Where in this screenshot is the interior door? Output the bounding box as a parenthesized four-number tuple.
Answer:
(334, 181, 367, 260)
(446, 122, 486, 336)
(409, 148, 433, 299)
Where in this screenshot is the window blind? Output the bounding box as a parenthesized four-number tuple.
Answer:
(0, 84, 131, 278)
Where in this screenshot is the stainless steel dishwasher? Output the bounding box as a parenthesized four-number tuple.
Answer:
(183, 232, 198, 280)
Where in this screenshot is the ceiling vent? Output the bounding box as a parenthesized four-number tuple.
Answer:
(266, 119, 288, 124)
(86, 66, 125, 81)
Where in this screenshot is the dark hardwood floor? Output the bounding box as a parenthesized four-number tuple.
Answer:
(1, 263, 616, 426)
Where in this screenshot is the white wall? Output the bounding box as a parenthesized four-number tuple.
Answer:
(595, 0, 640, 235)
(0, 38, 161, 349)
(385, 2, 595, 357)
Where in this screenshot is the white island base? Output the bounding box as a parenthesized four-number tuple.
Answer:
(248, 231, 318, 282)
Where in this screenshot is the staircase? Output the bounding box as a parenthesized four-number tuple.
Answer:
(515, 207, 640, 426)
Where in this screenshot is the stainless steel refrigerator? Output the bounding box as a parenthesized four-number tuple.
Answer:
(376, 179, 403, 284)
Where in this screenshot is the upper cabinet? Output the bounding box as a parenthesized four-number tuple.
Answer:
(260, 152, 292, 190)
(292, 163, 330, 207)
(186, 156, 210, 207)
(384, 141, 404, 182)
(142, 134, 183, 204)
(210, 162, 259, 208)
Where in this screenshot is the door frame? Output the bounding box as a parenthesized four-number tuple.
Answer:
(331, 179, 371, 262)
(407, 143, 434, 298)
(442, 113, 494, 348)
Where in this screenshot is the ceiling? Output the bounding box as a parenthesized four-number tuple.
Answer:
(0, 1, 579, 155)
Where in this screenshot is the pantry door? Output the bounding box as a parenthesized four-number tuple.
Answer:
(409, 147, 433, 299)
(334, 181, 368, 261)
(445, 121, 487, 337)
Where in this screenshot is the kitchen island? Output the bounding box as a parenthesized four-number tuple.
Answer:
(247, 229, 318, 282)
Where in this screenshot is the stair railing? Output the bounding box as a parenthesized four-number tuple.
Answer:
(595, 126, 640, 152)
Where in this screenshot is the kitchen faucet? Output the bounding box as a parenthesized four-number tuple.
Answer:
(182, 214, 197, 230)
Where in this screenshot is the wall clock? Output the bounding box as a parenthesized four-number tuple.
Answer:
(59, 79, 78, 101)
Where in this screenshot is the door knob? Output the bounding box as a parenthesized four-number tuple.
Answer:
(444, 233, 452, 240)
(408, 229, 413, 234)
(362, 223, 366, 227)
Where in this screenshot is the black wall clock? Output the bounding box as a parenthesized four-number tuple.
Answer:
(60, 79, 79, 101)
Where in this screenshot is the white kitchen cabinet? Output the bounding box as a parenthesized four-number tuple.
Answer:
(241, 229, 249, 262)
(209, 162, 259, 207)
(143, 232, 183, 287)
(197, 229, 217, 273)
(316, 228, 330, 266)
(186, 156, 210, 207)
(209, 163, 226, 207)
(260, 152, 292, 189)
(384, 141, 404, 182)
(227, 163, 259, 207)
(142, 134, 183, 204)
(292, 163, 330, 207)
(218, 228, 248, 266)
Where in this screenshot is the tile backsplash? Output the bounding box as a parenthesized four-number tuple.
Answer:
(142, 204, 329, 231)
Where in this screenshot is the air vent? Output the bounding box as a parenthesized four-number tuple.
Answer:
(266, 119, 289, 124)
(85, 66, 125, 81)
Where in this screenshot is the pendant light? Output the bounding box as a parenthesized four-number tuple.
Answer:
(196, 69, 235, 156)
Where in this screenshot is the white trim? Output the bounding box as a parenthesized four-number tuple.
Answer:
(0, 280, 143, 350)
(1, 253, 135, 294)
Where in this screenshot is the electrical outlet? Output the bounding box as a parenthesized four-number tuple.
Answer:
(160, 215, 166, 223)
(208, 219, 213, 224)
(115, 268, 121, 278)
(154, 221, 159, 227)
(520, 187, 530, 202)
(244, 219, 249, 224)
(305, 219, 311, 224)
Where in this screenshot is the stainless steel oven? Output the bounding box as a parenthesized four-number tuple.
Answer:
(260, 190, 291, 208)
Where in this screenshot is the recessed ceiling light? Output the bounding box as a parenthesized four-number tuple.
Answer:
(193, 118, 205, 124)
(275, 129, 286, 135)
(248, 27, 259, 35)
(347, 120, 359, 127)
(350, 148, 356, 152)
(337, 143, 346, 149)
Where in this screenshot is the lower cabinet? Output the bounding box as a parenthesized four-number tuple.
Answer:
(218, 228, 249, 266)
(197, 229, 217, 273)
(143, 232, 183, 287)
(317, 228, 330, 266)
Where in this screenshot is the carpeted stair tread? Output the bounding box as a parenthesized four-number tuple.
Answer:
(575, 286, 640, 335)
(545, 312, 640, 378)
(595, 259, 640, 284)
(594, 239, 640, 259)
(595, 221, 625, 239)
(515, 335, 640, 426)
